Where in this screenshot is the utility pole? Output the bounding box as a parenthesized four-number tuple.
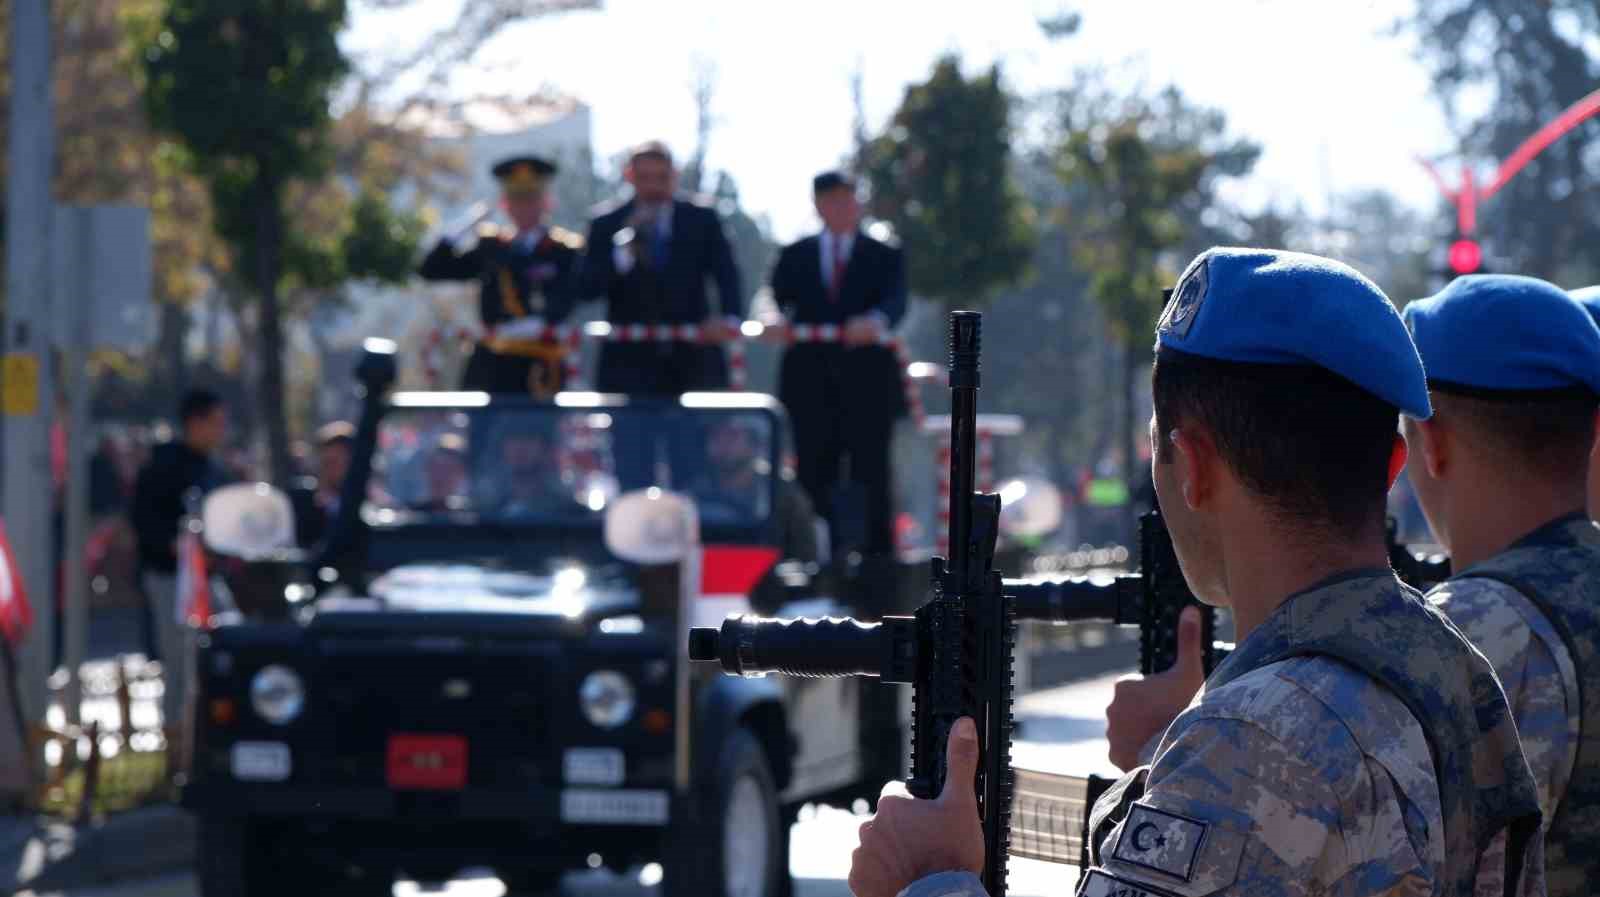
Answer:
(3, 0, 58, 789)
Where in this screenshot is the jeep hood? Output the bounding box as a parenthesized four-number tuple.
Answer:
(316, 563, 637, 620)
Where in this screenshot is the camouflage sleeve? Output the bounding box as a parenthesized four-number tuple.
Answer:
(896, 871, 988, 897)
(1429, 577, 1579, 822)
(1084, 711, 1434, 897)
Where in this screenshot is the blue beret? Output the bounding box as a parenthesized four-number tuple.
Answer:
(1571, 285, 1600, 328)
(1403, 275, 1600, 395)
(1156, 247, 1431, 418)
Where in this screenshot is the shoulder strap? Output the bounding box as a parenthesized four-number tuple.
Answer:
(1454, 570, 1567, 897)
(1456, 569, 1584, 720)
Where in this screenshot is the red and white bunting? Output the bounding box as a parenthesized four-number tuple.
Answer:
(421, 319, 933, 425)
(174, 529, 213, 629)
(0, 520, 34, 647)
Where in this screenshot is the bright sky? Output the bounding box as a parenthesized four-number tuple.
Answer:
(346, 0, 1454, 243)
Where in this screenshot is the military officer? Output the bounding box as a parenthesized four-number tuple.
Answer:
(849, 249, 1543, 897)
(1401, 275, 1600, 896)
(418, 155, 583, 398)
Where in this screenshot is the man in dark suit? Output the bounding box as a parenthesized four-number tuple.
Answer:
(419, 155, 583, 398)
(767, 170, 908, 561)
(579, 141, 744, 396)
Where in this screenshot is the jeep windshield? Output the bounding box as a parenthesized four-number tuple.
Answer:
(367, 399, 777, 528)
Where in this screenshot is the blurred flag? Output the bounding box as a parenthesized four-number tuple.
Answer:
(175, 529, 212, 628)
(0, 520, 34, 646)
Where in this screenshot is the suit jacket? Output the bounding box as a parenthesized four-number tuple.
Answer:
(770, 230, 906, 327)
(772, 230, 909, 420)
(418, 225, 583, 329)
(579, 197, 744, 324)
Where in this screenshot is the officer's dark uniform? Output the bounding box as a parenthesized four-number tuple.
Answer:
(418, 155, 583, 398)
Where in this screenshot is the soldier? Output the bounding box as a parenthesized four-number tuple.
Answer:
(766, 170, 907, 563)
(418, 155, 583, 398)
(1401, 274, 1600, 896)
(578, 141, 744, 396)
(849, 249, 1543, 897)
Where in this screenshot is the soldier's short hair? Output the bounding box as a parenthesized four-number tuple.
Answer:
(629, 141, 674, 167)
(1432, 389, 1598, 483)
(1152, 348, 1398, 538)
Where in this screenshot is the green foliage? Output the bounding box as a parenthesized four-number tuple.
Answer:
(141, 0, 349, 186)
(341, 189, 424, 283)
(1051, 82, 1258, 532)
(1055, 84, 1260, 358)
(139, 0, 352, 484)
(860, 55, 1036, 310)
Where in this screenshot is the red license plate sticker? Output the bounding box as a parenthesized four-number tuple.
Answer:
(386, 734, 468, 790)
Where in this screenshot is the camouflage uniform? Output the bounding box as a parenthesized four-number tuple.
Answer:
(895, 251, 1545, 897)
(901, 572, 1542, 897)
(1431, 515, 1600, 896)
(1402, 276, 1600, 897)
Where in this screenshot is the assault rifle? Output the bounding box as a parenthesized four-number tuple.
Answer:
(1388, 516, 1451, 591)
(688, 311, 1222, 885)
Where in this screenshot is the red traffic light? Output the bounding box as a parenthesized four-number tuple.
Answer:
(1448, 239, 1483, 275)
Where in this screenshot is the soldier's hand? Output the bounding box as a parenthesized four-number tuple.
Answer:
(1106, 605, 1205, 771)
(849, 717, 985, 897)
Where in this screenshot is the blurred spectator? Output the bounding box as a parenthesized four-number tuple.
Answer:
(130, 389, 231, 734)
(419, 436, 469, 512)
(291, 421, 354, 548)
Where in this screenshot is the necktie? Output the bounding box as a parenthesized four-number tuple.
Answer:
(651, 212, 670, 270)
(830, 235, 847, 302)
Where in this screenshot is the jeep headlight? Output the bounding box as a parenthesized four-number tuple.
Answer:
(579, 670, 635, 729)
(250, 665, 305, 725)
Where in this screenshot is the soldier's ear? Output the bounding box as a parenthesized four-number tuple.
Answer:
(1412, 416, 1450, 480)
(1168, 424, 1215, 512)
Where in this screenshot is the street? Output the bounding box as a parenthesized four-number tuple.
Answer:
(20, 672, 1122, 897)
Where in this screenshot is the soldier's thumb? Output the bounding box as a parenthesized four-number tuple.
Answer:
(938, 717, 981, 814)
(1176, 606, 1204, 677)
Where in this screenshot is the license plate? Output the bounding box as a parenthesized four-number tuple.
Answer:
(560, 789, 669, 825)
(386, 734, 468, 790)
(231, 741, 291, 782)
(563, 748, 625, 786)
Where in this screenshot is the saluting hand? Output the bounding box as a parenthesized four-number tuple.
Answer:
(1106, 605, 1206, 771)
(848, 717, 985, 897)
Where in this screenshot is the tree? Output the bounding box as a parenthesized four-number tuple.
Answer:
(141, 0, 351, 484)
(0, 0, 226, 402)
(859, 55, 1036, 311)
(1404, 1, 1600, 284)
(1054, 82, 1259, 536)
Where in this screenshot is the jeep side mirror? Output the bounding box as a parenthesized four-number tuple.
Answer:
(603, 488, 700, 566)
(202, 482, 297, 559)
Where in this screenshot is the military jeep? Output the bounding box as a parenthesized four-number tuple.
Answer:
(179, 342, 897, 897)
